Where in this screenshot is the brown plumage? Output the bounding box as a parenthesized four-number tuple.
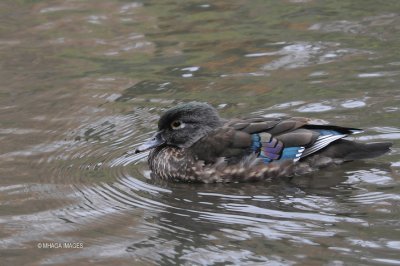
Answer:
(135, 102, 392, 183)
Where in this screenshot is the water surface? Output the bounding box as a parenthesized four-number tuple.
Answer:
(1, 1, 400, 265)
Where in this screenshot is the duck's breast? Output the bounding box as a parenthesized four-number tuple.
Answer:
(149, 146, 197, 181)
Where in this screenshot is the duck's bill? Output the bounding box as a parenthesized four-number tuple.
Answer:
(135, 131, 165, 153)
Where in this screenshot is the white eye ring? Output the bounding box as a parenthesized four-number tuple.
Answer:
(171, 120, 185, 130)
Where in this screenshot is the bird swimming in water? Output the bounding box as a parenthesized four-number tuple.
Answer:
(135, 102, 392, 183)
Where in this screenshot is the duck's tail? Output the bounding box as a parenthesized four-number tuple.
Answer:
(293, 140, 392, 175)
(319, 139, 392, 161)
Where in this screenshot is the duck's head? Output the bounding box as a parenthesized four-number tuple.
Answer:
(135, 102, 222, 153)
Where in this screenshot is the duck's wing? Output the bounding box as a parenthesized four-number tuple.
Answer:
(234, 116, 365, 162)
(193, 116, 363, 164)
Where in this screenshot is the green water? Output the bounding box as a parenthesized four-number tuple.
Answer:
(1, 1, 400, 265)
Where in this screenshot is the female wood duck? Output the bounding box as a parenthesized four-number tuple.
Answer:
(135, 102, 392, 183)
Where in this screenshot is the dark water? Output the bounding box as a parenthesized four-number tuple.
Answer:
(1, 1, 400, 265)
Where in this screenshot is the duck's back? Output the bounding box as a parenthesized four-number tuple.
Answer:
(191, 116, 391, 168)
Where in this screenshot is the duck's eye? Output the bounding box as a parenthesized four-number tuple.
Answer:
(171, 120, 184, 130)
